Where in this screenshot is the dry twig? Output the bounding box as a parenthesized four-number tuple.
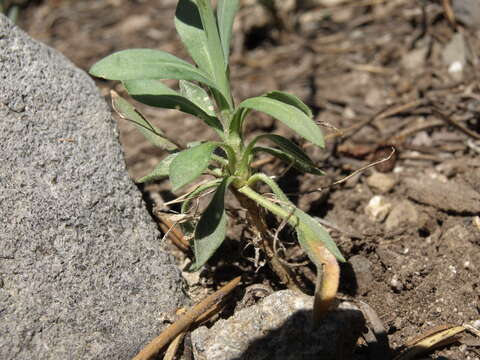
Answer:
(132, 276, 241, 360)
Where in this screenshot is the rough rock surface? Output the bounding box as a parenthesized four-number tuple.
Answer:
(191, 290, 365, 360)
(0, 15, 186, 360)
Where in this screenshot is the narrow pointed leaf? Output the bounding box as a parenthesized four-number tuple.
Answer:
(228, 107, 250, 136)
(137, 153, 178, 183)
(252, 134, 314, 164)
(180, 179, 223, 237)
(264, 90, 313, 118)
(238, 96, 325, 148)
(189, 177, 231, 271)
(123, 79, 222, 132)
(179, 80, 215, 116)
(169, 142, 218, 191)
(175, 0, 216, 77)
(89, 49, 215, 87)
(196, 0, 226, 72)
(248, 174, 343, 261)
(111, 91, 178, 151)
(217, 0, 239, 60)
(294, 210, 345, 262)
(254, 146, 325, 175)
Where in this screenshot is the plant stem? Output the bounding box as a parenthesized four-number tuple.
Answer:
(234, 185, 301, 291)
(238, 184, 340, 323)
(313, 247, 340, 325)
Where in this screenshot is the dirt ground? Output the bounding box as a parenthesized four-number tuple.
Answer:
(16, 0, 480, 359)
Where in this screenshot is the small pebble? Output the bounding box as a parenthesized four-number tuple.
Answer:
(365, 195, 392, 222)
(366, 172, 396, 193)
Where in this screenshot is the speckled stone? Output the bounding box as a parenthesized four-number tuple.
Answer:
(0, 15, 186, 360)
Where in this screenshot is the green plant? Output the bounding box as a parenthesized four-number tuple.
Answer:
(89, 0, 345, 321)
(1, 0, 20, 22)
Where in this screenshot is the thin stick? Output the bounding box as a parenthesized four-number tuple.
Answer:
(342, 100, 425, 141)
(432, 108, 480, 140)
(132, 276, 241, 360)
(331, 147, 395, 186)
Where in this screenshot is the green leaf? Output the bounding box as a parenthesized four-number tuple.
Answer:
(295, 210, 345, 263)
(243, 174, 343, 262)
(189, 177, 231, 271)
(110, 91, 178, 151)
(238, 96, 325, 148)
(180, 179, 223, 236)
(137, 153, 178, 183)
(264, 91, 313, 118)
(169, 142, 218, 192)
(228, 107, 250, 137)
(179, 80, 216, 116)
(123, 79, 223, 133)
(175, 0, 216, 78)
(89, 49, 215, 87)
(217, 0, 239, 60)
(254, 146, 325, 175)
(195, 0, 226, 71)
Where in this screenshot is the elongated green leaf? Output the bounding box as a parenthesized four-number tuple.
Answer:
(245, 174, 343, 262)
(295, 210, 345, 263)
(89, 49, 215, 87)
(169, 142, 218, 191)
(264, 91, 313, 118)
(111, 91, 178, 151)
(254, 146, 325, 175)
(175, 0, 216, 78)
(123, 79, 222, 132)
(217, 0, 239, 60)
(252, 134, 313, 163)
(228, 107, 250, 136)
(180, 179, 223, 236)
(196, 0, 226, 72)
(179, 80, 215, 116)
(238, 96, 325, 148)
(190, 177, 231, 271)
(137, 153, 178, 183)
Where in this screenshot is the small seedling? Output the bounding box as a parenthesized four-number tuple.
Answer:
(89, 0, 345, 321)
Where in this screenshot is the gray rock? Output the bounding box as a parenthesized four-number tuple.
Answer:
(385, 200, 418, 232)
(191, 290, 365, 360)
(366, 172, 396, 193)
(442, 32, 469, 80)
(0, 15, 186, 360)
(404, 177, 480, 214)
(349, 255, 374, 296)
(453, 0, 480, 28)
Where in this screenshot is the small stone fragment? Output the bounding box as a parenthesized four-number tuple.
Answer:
(404, 177, 480, 214)
(348, 255, 374, 295)
(365, 195, 392, 222)
(442, 33, 469, 81)
(390, 274, 404, 292)
(385, 200, 418, 232)
(453, 0, 480, 28)
(366, 172, 396, 193)
(401, 47, 428, 70)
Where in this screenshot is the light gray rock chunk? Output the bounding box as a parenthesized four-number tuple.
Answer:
(385, 200, 418, 232)
(404, 177, 480, 214)
(0, 15, 186, 360)
(366, 172, 396, 194)
(453, 0, 480, 28)
(191, 290, 365, 360)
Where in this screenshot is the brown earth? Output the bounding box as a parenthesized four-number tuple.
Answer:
(17, 0, 480, 359)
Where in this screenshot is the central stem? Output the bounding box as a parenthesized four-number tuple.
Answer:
(232, 185, 300, 291)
